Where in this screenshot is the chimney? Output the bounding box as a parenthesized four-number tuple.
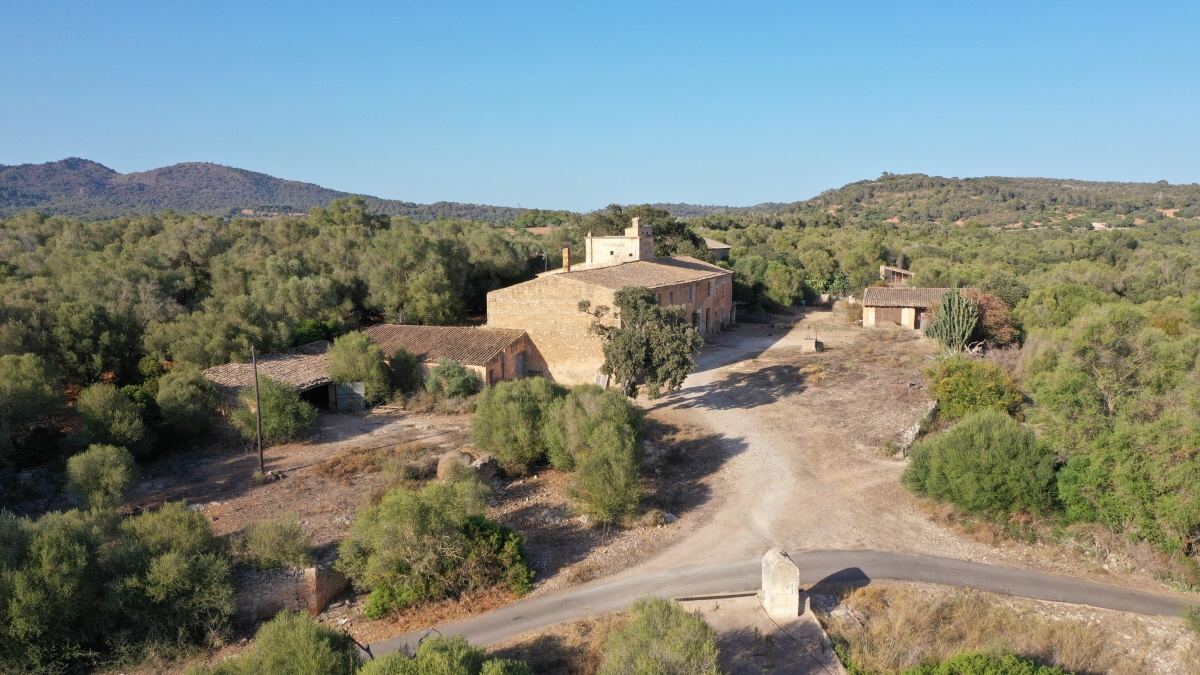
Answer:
(631, 216, 641, 228)
(562, 246, 571, 272)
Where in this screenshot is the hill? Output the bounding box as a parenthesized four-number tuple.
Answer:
(0, 158, 531, 222)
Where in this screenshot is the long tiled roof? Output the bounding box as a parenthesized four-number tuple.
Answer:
(862, 286, 951, 308)
(202, 340, 331, 392)
(363, 325, 525, 366)
(562, 256, 730, 290)
(704, 238, 731, 250)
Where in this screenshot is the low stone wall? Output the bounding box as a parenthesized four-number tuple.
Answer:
(234, 564, 350, 622)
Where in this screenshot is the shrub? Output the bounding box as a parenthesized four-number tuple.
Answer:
(569, 440, 644, 526)
(187, 611, 357, 675)
(962, 289, 1021, 346)
(0, 503, 234, 673)
(231, 377, 317, 445)
(232, 514, 313, 570)
(329, 332, 392, 404)
(359, 636, 532, 675)
(388, 347, 424, 395)
(0, 353, 60, 429)
(598, 597, 721, 675)
(926, 357, 1023, 422)
(77, 382, 152, 457)
(66, 444, 136, 509)
(336, 475, 532, 618)
(904, 651, 1067, 675)
(544, 384, 642, 471)
(904, 410, 1056, 516)
(426, 358, 479, 399)
(472, 378, 564, 475)
(1184, 606, 1200, 635)
(155, 366, 218, 442)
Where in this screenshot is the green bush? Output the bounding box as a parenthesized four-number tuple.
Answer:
(360, 636, 532, 675)
(232, 514, 313, 570)
(0, 503, 234, 673)
(544, 384, 642, 471)
(388, 347, 424, 395)
(155, 366, 218, 442)
(66, 444, 135, 509)
(426, 358, 479, 399)
(926, 289, 978, 352)
(904, 651, 1067, 675)
(926, 357, 1023, 422)
(598, 597, 721, 675)
(904, 410, 1056, 516)
(336, 475, 532, 618)
(0, 353, 60, 429)
(231, 377, 317, 445)
(77, 382, 153, 457)
(187, 611, 358, 675)
(472, 378, 564, 475)
(329, 332, 392, 404)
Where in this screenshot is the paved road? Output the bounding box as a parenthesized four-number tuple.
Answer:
(367, 549, 1196, 657)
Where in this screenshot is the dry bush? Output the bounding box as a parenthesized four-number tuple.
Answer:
(313, 443, 427, 485)
(823, 585, 1138, 674)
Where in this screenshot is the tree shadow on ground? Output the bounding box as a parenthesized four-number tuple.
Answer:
(489, 632, 600, 675)
(650, 363, 809, 412)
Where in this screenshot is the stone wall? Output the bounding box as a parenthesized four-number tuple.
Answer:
(234, 564, 349, 623)
(487, 275, 617, 385)
(651, 274, 734, 335)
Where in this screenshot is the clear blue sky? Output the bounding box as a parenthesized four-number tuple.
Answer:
(3, 2, 1198, 210)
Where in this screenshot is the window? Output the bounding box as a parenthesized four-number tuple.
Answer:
(688, 285, 695, 303)
(668, 290, 674, 304)
(708, 280, 714, 297)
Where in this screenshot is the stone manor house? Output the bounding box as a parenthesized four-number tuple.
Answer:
(487, 218, 735, 385)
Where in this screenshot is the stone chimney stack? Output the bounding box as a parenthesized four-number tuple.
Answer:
(562, 246, 571, 272)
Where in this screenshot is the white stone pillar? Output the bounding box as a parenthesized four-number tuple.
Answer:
(761, 548, 800, 619)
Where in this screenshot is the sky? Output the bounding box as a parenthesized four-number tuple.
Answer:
(2, 1, 1199, 211)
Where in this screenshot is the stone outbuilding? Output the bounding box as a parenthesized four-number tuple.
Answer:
(362, 324, 542, 386)
(705, 237, 732, 261)
(202, 340, 364, 411)
(861, 286, 949, 331)
(486, 218, 734, 385)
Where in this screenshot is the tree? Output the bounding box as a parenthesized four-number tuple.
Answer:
(0, 353, 60, 430)
(388, 347, 423, 395)
(763, 260, 805, 307)
(155, 366, 217, 442)
(231, 377, 317, 445)
(926, 289, 979, 353)
(598, 598, 722, 675)
(66, 444, 135, 510)
(472, 378, 564, 475)
(926, 357, 1023, 422)
(585, 287, 703, 398)
(328, 332, 391, 404)
(426, 358, 479, 398)
(77, 383, 152, 457)
(904, 410, 1056, 516)
(186, 611, 357, 675)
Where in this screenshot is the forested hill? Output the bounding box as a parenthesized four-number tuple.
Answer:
(0, 158, 530, 222)
(688, 173, 1200, 229)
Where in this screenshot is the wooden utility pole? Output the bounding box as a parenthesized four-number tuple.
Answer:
(251, 346, 265, 474)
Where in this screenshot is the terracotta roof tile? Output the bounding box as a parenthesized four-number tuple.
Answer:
(704, 238, 731, 250)
(202, 340, 331, 392)
(363, 325, 525, 366)
(862, 286, 951, 308)
(561, 256, 731, 290)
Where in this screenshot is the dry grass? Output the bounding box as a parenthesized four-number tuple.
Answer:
(823, 584, 1194, 675)
(313, 443, 430, 485)
(489, 613, 625, 675)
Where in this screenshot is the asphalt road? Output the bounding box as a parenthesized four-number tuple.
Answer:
(367, 548, 1196, 657)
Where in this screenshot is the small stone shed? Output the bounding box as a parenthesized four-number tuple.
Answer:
(362, 324, 543, 386)
(861, 287, 949, 330)
(705, 238, 732, 261)
(202, 340, 361, 410)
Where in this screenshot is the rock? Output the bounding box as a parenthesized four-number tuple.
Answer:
(436, 450, 473, 480)
(469, 454, 500, 481)
(663, 512, 678, 524)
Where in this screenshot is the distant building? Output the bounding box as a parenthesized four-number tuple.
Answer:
(879, 264, 914, 286)
(861, 287, 950, 331)
(362, 324, 540, 386)
(487, 218, 734, 385)
(705, 237, 732, 261)
(202, 340, 358, 411)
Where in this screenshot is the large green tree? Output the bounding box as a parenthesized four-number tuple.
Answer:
(584, 287, 703, 398)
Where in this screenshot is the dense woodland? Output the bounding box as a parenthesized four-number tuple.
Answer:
(3, 174, 1200, 671)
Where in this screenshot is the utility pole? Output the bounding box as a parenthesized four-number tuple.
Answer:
(251, 346, 265, 474)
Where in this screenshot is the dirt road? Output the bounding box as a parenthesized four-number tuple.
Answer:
(634, 308, 997, 571)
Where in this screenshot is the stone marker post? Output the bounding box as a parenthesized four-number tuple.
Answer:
(761, 547, 801, 619)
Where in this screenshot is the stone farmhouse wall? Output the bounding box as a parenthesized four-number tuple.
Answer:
(651, 275, 734, 335)
(487, 275, 617, 385)
(234, 564, 349, 623)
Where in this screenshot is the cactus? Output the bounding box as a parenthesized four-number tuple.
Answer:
(927, 288, 978, 352)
